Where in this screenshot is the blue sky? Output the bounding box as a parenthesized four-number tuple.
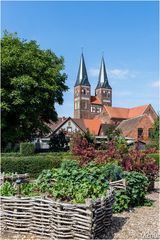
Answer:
(2, 1, 159, 117)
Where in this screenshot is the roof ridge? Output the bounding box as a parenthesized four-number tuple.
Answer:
(119, 114, 147, 123)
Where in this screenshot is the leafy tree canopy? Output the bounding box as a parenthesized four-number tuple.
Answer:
(1, 32, 68, 147)
(49, 131, 69, 152)
(105, 125, 122, 141)
(149, 115, 159, 149)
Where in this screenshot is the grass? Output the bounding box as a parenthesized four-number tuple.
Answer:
(148, 153, 160, 165)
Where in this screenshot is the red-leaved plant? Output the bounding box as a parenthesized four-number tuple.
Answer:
(71, 133, 96, 166)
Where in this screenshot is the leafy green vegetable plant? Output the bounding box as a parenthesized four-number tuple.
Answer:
(112, 189, 130, 213)
(0, 181, 16, 196)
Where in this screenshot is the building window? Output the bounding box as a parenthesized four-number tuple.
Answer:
(81, 101, 87, 109)
(91, 107, 96, 112)
(68, 121, 71, 126)
(97, 107, 101, 113)
(67, 127, 72, 132)
(81, 88, 86, 95)
(75, 102, 77, 109)
(138, 128, 143, 139)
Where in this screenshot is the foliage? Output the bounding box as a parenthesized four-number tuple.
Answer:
(145, 143, 157, 153)
(148, 153, 160, 165)
(113, 171, 150, 212)
(35, 161, 124, 203)
(116, 137, 128, 155)
(105, 125, 122, 141)
(123, 171, 149, 207)
(49, 131, 69, 152)
(1, 32, 68, 148)
(0, 181, 16, 196)
(121, 149, 159, 181)
(1, 152, 22, 157)
(83, 128, 95, 144)
(112, 189, 130, 213)
(36, 162, 108, 202)
(21, 182, 39, 197)
(20, 142, 35, 156)
(71, 133, 96, 166)
(96, 140, 122, 164)
(1, 155, 61, 178)
(0, 161, 151, 209)
(148, 116, 159, 150)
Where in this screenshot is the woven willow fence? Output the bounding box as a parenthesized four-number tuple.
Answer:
(1, 179, 125, 239)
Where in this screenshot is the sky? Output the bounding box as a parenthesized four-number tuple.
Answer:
(1, 1, 159, 117)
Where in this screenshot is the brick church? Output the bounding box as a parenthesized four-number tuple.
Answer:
(48, 54, 157, 142)
(74, 54, 112, 119)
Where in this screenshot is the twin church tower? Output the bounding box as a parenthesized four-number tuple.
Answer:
(74, 54, 112, 119)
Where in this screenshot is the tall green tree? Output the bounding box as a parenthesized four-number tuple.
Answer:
(1, 32, 68, 148)
(149, 116, 159, 149)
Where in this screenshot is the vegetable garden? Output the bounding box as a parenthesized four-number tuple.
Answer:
(0, 134, 159, 239)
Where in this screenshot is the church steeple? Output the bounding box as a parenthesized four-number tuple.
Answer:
(95, 56, 112, 106)
(96, 57, 111, 89)
(74, 54, 90, 87)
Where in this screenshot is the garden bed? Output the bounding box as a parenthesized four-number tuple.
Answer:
(1, 187, 114, 240)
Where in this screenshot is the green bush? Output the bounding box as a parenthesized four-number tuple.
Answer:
(112, 171, 150, 212)
(124, 171, 149, 207)
(20, 142, 35, 156)
(1, 152, 22, 157)
(148, 153, 160, 165)
(112, 189, 130, 213)
(1, 155, 61, 178)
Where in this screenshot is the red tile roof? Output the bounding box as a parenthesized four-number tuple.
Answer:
(90, 96, 102, 105)
(104, 105, 149, 119)
(128, 105, 148, 118)
(82, 119, 102, 135)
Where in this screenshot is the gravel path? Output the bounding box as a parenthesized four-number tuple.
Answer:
(1, 184, 159, 240)
(101, 191, 159, 240)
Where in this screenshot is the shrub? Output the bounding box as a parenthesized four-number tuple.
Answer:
(113, 171, 150, 212)
(123, 171, 149, 207)
(71, 133, 96, 166)
(49, 131, 69, 152)
(20, 142, 35, 156)
(121, 149, 159, 182)
(1, 152, 22, 157)
(112, 189, 130, 213)
(1, 155, 61, 178)
(96, 140, 122, 164)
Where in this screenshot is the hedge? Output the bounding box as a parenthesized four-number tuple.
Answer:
(1, 155, 62, 178)
(1, 153, 22, 157)
(148, 153, 160, 165)
(1, 151, 73, 159)
(20, 142, 35, 156)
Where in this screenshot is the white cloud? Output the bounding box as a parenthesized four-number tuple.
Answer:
(109, 69, 135, 79)
(89, 67, 136, 80)
(151, 81, 159, 88)
(88, 68, 99, 77)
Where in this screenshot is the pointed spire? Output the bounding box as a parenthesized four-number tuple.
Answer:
(96, 57, 111, 89)
(74, 54, 90, 87)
